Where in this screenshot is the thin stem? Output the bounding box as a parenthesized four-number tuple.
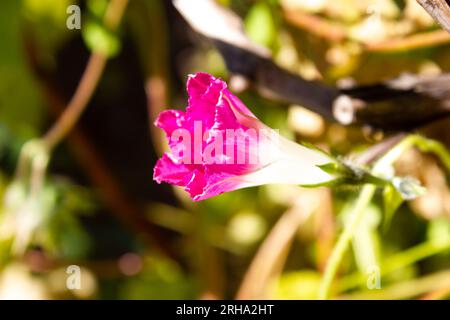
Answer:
(318, 134, 450, 299)
(317, 184, 376, 299)
(43, 0, 129, 150)
(13, 140, 49, 194)
(318, 135, 417, 299)
(37, 76, 180, 261)
(8, 0, 130, 256)
(43, 54, 106, 149)
(338, 240, 450, 291)
(383, 240, 450, 275)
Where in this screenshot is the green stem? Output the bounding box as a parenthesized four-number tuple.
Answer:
(338, 240, 450, 291)
(317, 134, 450, 299)
(318, 135, 418, 299)
(317, 184, 376, 299)
(383, 241, 450, 273)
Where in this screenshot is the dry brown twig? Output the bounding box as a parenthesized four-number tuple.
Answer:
(417, 0, 450, 33)
(365, 29, 450, 52)
(283, 9, 347, 42)
(283, 6, 450, 49)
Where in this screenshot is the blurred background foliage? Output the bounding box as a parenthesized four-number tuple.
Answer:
(0, 0, 449, 299)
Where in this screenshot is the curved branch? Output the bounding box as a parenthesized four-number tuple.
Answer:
(43, 0, 129, 149)
(417, 0, 450, 33)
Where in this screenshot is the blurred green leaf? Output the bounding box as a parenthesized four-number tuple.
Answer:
(383, 184, 403, 230)
(245, 2, 277, 49)
(427, 218, 450, 247)
(275, 270, 322, 299)
(119, 257, 197, 299)
(82, 19, 121, 57)
(0, 1, 45, 139)
(87, 0, 109, 19)
(351, 204, 381, 276)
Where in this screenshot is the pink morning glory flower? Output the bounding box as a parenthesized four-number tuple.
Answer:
(153, 72, 336, 201)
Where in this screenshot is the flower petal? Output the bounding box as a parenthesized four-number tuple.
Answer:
(153, 153, 193, 186)
(153, 72, 337, 202)
(186, 73, 226, 130)
(192, 172, 245, 201)
(223, 88, 255, 118)
(185, 170, 207, 199)
(155, 110, 186, 137)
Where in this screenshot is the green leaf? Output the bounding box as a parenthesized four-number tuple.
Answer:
(427, 218, 450, 247)
(349, 204, 381, 276)
(120, 257, 196, 299)
(87, 0, 109, 19)
(0, 1, 45, 139)
(275, 270, 322, 299)
(82, 19, 121, 57)
(316, 162, 341, 175)
(382, 184, 403, 230)
(244, 2, 276, 48)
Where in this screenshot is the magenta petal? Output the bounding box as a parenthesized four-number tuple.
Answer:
(187, 72, 224, 103)
(153, 154, 192, 186)
(186, 73, 226, 130)
(155, 110, 186, 137)
(153, 72, 268, 201)
(185, 170, 206, 199)
(211, 97, 241, 133)
(223, 89, 256, 118)
(192, 172, 244, 201)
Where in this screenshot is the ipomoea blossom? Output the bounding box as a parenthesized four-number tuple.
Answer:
(153, 72, 336, 201)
